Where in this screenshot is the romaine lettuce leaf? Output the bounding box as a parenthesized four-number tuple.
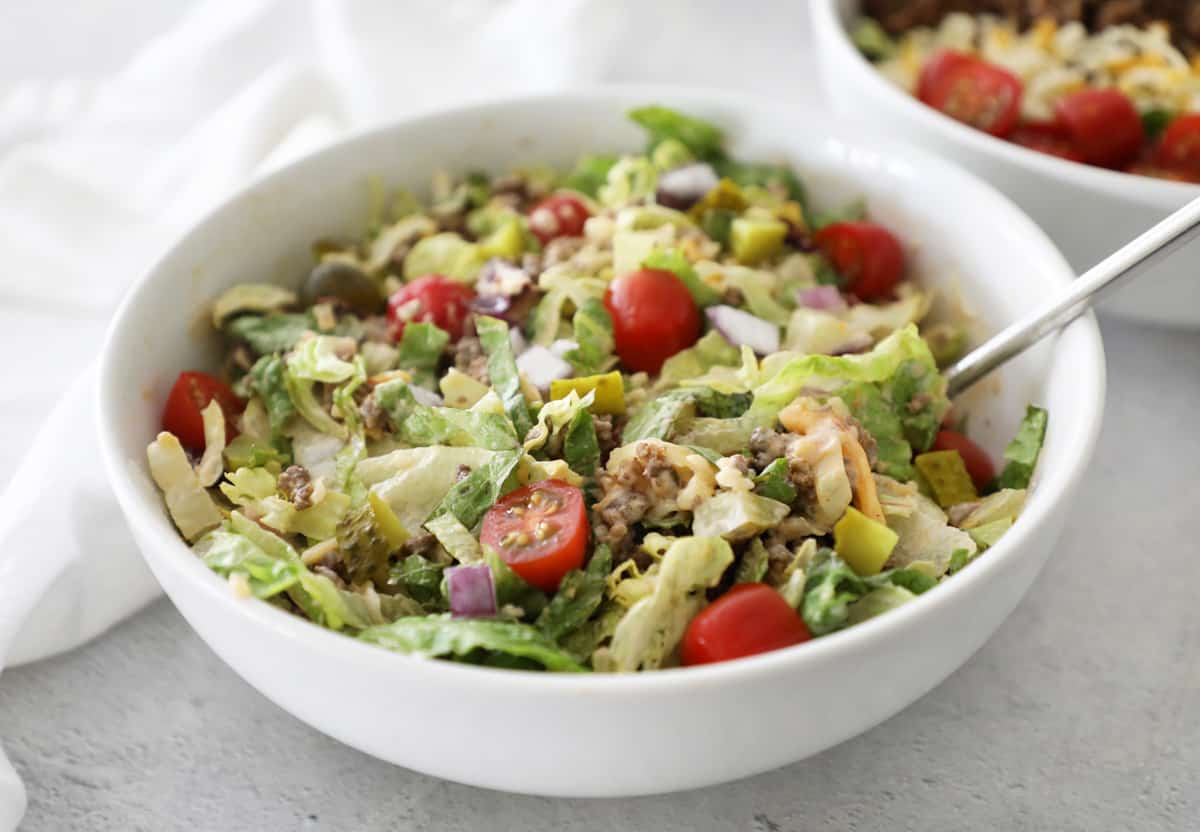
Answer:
(219, 466, 277, 506)
(424, 512, 481, 563)
(429, 448, 524, 531)
(287, 335, 358, 383)
(563, 154, 619, 198)
(642, 248, 720, 307)
(876, 475, 977, 575)
(374, 379, 519, 450)
(801, 548, 936, 636)
(628, 105, 724, 160)
(563, 299, 616, 376)
(212, 284, 297, 327)
(523, 390, 595, 453)
(691, 491, 790, 541)
(658, 330, 740, 385)
(226, 312, 314, 355)
(358, 615, 586, 671)
(596, 536, 733, 672)
(536, 545, 613, 642)
(247, 355, 296, 440)
(476, 315, 533, 439)
(995, 405, 1048, 490)
(753, 457, 797, 504)
(484, 546, 548, 617)
(750, 325, 945, 426)
(734, 537, 771, 584)
(146, 432, 223, 541)
(196, 528, 303, 598)
(360, 445, 502, 537)
(395, 321, 450, 387)
(388, 555, 446, 607)
(563, 409, 601, 477)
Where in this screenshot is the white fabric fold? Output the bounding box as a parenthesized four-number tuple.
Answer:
(0, 1, 818, 826)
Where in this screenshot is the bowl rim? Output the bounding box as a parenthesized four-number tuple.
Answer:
(96, 83, 1106, 695)
(810, 0, 1200, 208)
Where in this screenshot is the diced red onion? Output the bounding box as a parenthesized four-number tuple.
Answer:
(410, 385, 444, 407)
(705, 305, 780, 356)
(470, 293, 511, 317)
(550, 338, 579, 358)
(796, 285, 847, 311)
(516, 345, 573, 389)
(655, 163, 719, 211)
(475, 258, 532, 297)
(447, 564, 497, 618)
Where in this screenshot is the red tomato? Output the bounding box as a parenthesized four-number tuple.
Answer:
(1053, 88, 1144, 169)
(931, 429, 996, 491)
(527, 193, 591, 245)
(1155, 113, 1200, 177)
(812, 222, 905, 301)
(681, 584, 811, 666)
(919, 50, 1023, 137)
(387, 274, 475, 341)
(161, 371, 243, 451)
(1009, 121, 1085, 163)
(480, 479, 589, 592)
(603, 268, 701, 374)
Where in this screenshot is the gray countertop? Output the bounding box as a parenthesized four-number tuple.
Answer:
(2, 316, 1198, 831)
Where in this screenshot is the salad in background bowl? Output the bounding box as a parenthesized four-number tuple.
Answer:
(97, 88, 1103, 795)
(812, 0, 1200, 327)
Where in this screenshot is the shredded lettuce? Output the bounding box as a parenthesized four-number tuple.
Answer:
(395, 322, 450, 387)
(484, 547, 548, 617)
(563, 299, 616, 376)
(801, 548, 935, 636)
(691, 491, 790, 541)
(476, 315, 533, 439)
(876, 475, 977, 575)
(599, 156, 658, 208)
(361, 445, 502, 537)
(563, 154, 619, 197)
(359, 615, 586, 672)
(753, 457, 797, 504)
(424, 512, 481, 563)
(734, 538, 771, 584)
(403, 232, 483, 283)
(197, 528, 303, 598)
(536, 545, 613, 642)
(429, 448, 524, 532)
(146, 432, 223, 541)
(374, 379, 519, 450)
(596, 536, 733, 672)
(219, 466, 277, 506)
(659, 330, 740, 385)
(287, 335, 358, 383)
(995, 406, 1048, 490)
(388, 555, 446, 607)
(226, 312, 314, 355)
(628, 105, 724, 160)
(642, 248, 720, 307)
(211, 283, 297, 327)
(524, 390, 595, 453)
(194, 400, 227, 487)
(247, 355, 296, 440)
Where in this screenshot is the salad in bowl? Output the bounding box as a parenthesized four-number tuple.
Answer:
(145, 106, 1048, 674)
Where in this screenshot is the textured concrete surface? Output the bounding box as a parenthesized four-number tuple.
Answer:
(1, 317, 1197, 831)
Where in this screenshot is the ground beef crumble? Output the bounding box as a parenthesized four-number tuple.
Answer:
(452, 336, 490, 385)
(277, 465, 315, 510)
(592, 443, 682, 557)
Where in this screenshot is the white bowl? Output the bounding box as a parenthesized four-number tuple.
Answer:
(96, 87, 1105, 797)
(812, 0, 1200, 328)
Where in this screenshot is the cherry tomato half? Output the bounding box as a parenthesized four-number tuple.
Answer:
(480, 479, 589, 592)
(1009, 121, 1085, 163)
(528, 193, 591, 246)
(1053, 88, 1144, 169)
(813, 221, 905, 301)
(387, 274, 475, 341)
(681, 583, 811, 666)
(161, 371, 243, 451)
(1155, 113, 1200, 177)
(919, 50, 1023, 137)
(603, 268, 701, 374)
(931, 429, 996, 491)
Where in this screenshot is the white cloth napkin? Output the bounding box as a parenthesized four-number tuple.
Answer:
(0, 1, 818, 825)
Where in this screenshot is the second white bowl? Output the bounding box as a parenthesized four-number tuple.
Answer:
(812, 0, 1200, 328)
